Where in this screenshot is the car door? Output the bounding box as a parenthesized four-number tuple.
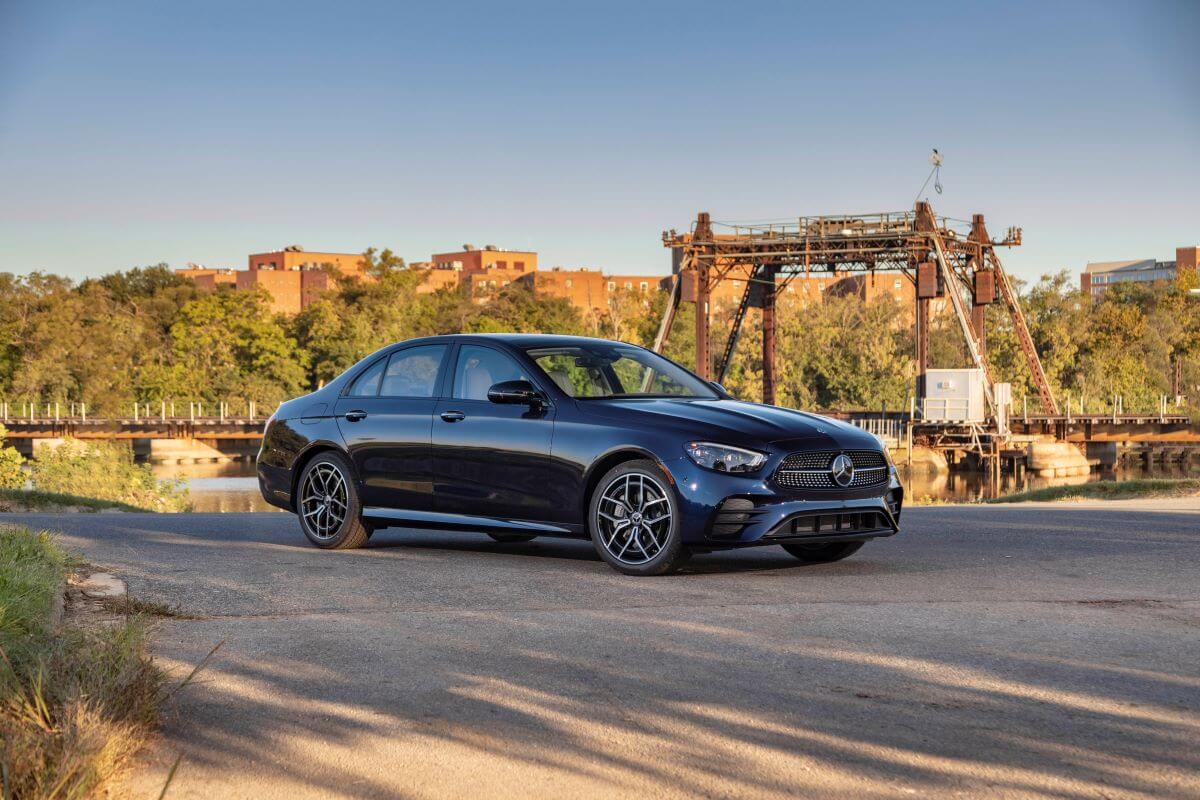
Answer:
(334, 344, 449, 511)
(432, 343, 557, 522)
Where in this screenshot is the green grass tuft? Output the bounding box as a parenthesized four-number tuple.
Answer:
(0, 524, 166, 798)
(988, 478, 1200, 504)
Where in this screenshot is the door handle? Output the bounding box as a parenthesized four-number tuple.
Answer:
(344, 410, 368, 422)
(440, 410, 466, 423)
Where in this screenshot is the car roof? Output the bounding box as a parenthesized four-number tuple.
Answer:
(412, 333, 639, 349)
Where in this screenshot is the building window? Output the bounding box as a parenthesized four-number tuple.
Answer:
(515, 261, 525, 270)
(496, 260, 508, 269)
(566, 279, 573, 288)
(624, 282, 632, 290)
(894, 279, 902, 289)
(639, 281, 648, 291)
(607, 281, 615, 291)
(502, 280, 510, 287)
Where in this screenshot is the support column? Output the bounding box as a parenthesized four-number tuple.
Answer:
(916, 295, 930, 403)
(762, 264, 778, 405)
(693, 212, 713, 380)
(971, 303, 987, 359)
(695, 263, 710, 380)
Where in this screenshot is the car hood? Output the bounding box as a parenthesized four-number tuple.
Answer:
(575, 398, 880, 449)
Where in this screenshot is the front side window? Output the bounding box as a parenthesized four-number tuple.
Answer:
(453, 345, 531, 401)
(527, 345, 715, 400)
(379, 345, 447, 397)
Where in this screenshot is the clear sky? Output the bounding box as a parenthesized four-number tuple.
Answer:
(1, 0, 1196, 282)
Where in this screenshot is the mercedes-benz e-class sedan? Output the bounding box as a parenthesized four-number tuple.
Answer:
(257, 334, 903, 575)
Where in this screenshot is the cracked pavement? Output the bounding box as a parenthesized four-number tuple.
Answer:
(5, 499, 1199, 798)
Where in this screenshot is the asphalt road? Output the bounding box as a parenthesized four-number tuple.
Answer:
(5, 501, 1199, 799)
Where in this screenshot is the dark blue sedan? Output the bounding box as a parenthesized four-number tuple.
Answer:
(257, 334, 902, 575)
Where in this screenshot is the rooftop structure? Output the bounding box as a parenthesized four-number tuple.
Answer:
(1081, 247, 1198, 295)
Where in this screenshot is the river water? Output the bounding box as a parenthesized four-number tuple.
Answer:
(156, 459, 1200, 513)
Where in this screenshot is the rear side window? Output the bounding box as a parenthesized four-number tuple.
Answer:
(347, 359, 386, 397)
(380, 345, 447, 398)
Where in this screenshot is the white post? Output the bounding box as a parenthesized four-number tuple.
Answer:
(82, 403, 86, 422)
(134, 402, 139, 422)
(54, 402, 59, 422)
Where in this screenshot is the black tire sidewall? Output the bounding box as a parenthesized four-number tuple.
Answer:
(588, 460, 687, 576)
(297, 452, 366, 549)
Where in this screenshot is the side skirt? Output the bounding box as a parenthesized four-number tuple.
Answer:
(361, 507, 586, 537)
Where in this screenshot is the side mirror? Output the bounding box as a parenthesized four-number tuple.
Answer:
(709, 381, 728, 395)
(488, 379, 544, 406)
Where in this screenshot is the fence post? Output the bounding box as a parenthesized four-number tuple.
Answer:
(133, 402, 139, 422)
(82, 403, 87, 422)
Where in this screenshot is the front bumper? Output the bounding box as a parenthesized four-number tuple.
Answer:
(662, 456, 904, 547)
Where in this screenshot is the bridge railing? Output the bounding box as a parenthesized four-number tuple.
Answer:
(1, 400, 282, 424)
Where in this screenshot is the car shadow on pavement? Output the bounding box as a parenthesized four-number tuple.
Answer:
(362, 530, 833, 575)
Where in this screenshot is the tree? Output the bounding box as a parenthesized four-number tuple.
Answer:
(166, 290, 309, 405)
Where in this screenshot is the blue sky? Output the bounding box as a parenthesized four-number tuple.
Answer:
(0, 0, 1196, 282)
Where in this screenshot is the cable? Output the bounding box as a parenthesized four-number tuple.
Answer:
(915, 149, 944, 203)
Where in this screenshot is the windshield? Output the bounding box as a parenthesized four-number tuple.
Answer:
(526, 344, 717, 399)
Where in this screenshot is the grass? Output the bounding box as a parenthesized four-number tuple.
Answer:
(988, 478, 1200, 504)
(0, 488, 151, 514)
(0, 525, 165, 798)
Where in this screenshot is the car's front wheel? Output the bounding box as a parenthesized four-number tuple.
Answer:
(780, 541, 863, 564)
(588, 460, 689, 576)
(296, 452, 371, 550)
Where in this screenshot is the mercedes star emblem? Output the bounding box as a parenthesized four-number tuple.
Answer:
(830, 453, 855, 487)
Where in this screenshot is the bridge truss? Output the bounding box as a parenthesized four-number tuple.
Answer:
(657, 201, 1059, 416)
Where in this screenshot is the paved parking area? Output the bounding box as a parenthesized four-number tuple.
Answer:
(6, 502, 1199, 798)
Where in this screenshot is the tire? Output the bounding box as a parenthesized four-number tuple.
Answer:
(780, 541, 864, 564)
(588, 459, 690, 576)
(295, 451, 371, 550)
(486, 533, 537, 543)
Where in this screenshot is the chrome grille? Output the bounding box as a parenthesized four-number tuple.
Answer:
(774, 449, 889, 490)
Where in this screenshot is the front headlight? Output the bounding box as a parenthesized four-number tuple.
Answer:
(684, 442, 768, 474)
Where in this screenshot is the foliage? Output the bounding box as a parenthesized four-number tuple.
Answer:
(0, 425, 24, 490)
(28, 440, 190, 512)
(1, 255, 1199, 414)
(0, 525, 165, 799)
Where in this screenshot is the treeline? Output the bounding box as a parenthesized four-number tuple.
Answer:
(1, 250, 1197, 415)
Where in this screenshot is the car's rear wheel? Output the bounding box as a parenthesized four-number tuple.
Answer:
(296, 452, 371, 550)
(588, 460, 689, 576)
(486, 533, 537, 543)
(780, 541, 863, 563)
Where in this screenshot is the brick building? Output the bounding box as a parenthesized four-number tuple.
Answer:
(431, 245, 536, 274)
(518, 268, 608, 313)
(175, 266, 237, 291)
(177, 246, 366, 314)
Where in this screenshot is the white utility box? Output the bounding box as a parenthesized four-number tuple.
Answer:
(922, 368, 986, 422)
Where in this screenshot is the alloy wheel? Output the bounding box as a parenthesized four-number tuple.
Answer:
(300, 462, 348, 540)
(596, 472, 673, 565)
